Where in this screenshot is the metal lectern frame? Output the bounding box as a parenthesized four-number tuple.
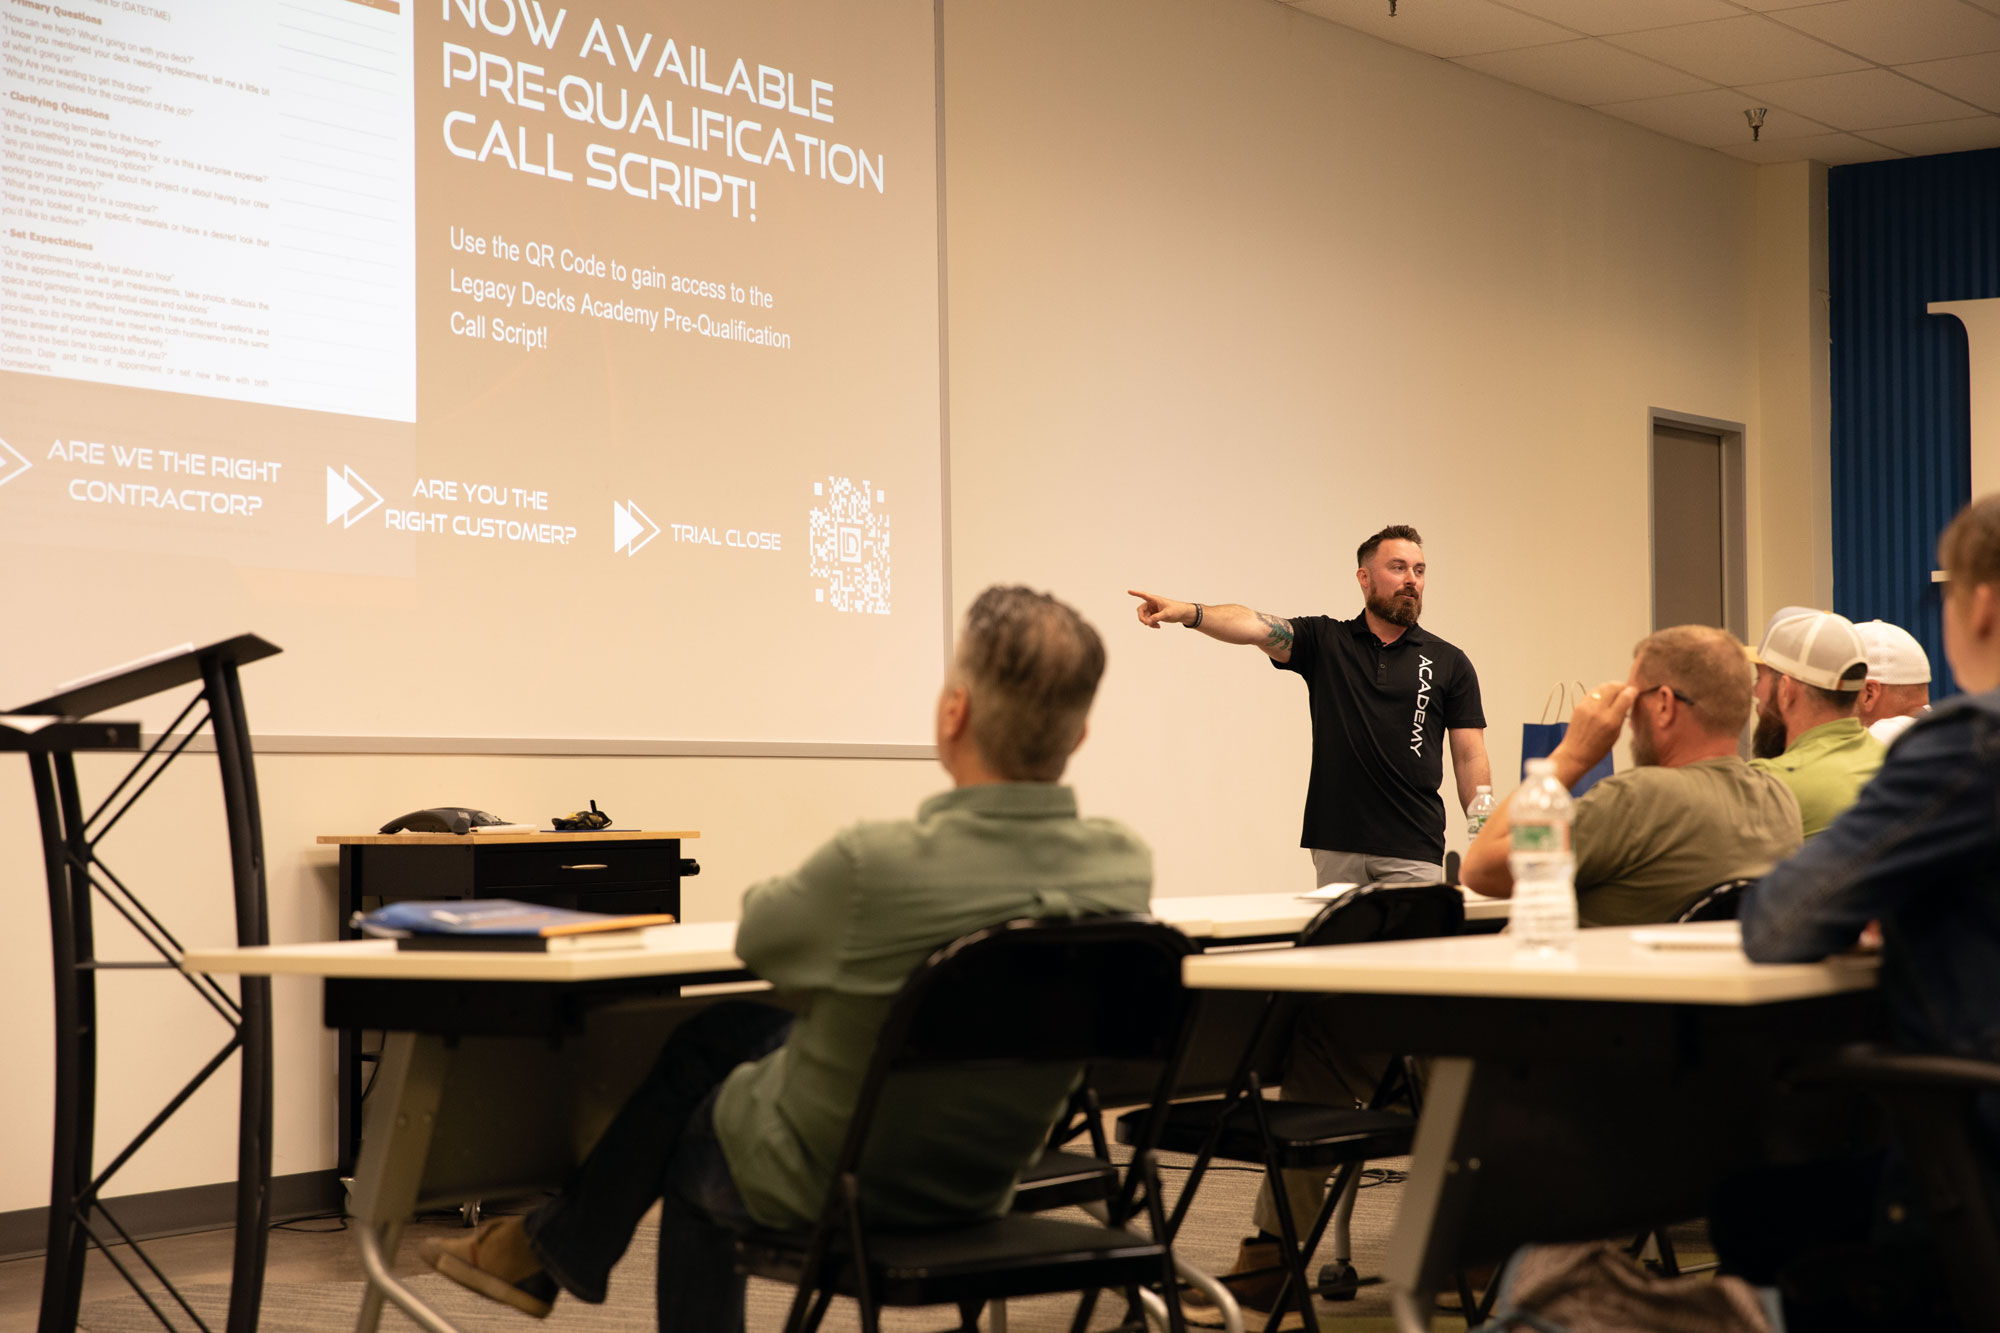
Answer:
(9, 634, 282, 1333)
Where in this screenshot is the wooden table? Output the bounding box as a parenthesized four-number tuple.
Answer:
(178, 888, 1504, 1333)
(188, 900, 1283, 1333)
(1183, 924, 1884, 1332)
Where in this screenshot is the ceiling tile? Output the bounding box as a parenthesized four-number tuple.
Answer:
(1287, 0, 1576, 57)
(1454, 38, 1714, 104)
(1770, 0, 2000, 65)
(1728, 1, 1849, 10)
(1744, 67, 1987, 128)
(1594, 87, 1832, 147)
(1716, 130, 1900, 162)
(1861, 115, 2000, 155)
(1900, 50, 2000, 111)
(1606, 14, 1872, 84)
(1487, 0, 1743, 36)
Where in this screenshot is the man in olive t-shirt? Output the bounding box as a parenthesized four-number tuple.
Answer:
(1466, 625, 1801, 925)
(417, 587, 1150, 1329)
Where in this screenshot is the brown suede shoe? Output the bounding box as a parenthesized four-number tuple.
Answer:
(417, 1215, 560, 1318)
(1181, 1238, 1306, 1330)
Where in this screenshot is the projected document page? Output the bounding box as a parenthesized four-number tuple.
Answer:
(2, 0, 418, 418)
(0, 0, 946, 747)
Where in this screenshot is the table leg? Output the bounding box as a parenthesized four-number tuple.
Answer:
(348, 1032, 458, 1333)
(1383, 1057, 1479, 1333)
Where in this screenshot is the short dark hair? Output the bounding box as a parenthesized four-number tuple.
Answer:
(1358, 525, 1424, 567)
(955, 586, 1106, 782)
(1939, 494, 2000, 592)
(1801, 681, 1863, 714)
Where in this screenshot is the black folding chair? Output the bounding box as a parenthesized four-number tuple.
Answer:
(1116, 882, 1466, 1333)
(1675, 878, 1757, 923)
(735, 914, 1200, 1333)
(1797, 1043, 2000, 1330)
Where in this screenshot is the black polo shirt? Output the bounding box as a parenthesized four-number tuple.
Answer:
(1272, 613, 1485, 862)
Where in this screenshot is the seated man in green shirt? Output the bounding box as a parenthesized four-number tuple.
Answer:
(1748, 609, 1886, 837)
(1466, 624, 1801, 926)
(418, 586, 1152, 1326)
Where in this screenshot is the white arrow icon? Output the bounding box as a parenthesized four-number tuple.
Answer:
(326, 464, 382, 528)
(613, 499, 659, 556)
(0, 437, 30, 489)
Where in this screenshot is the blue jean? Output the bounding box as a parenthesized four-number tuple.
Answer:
(524, 1001, 794, 1333)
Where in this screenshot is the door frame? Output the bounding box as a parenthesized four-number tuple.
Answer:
(1647, 407, 1748, 643)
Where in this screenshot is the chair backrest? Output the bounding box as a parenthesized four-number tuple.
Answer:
(823, 914, 1199, 1201)
(1147, 882, 1469, 1099)
(1300, 881, 1467, 947)
(1676, 878, 1756, 923)
(887, 913, 1197, 1069)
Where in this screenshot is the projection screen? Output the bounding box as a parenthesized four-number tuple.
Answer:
(0, 0, 947, 752)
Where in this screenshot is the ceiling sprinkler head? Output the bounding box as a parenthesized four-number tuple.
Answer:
(1745, 107, 1768, 143)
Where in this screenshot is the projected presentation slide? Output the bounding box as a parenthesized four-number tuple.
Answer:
(0, 0, 944, 746)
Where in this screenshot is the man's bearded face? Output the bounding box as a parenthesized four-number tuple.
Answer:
(1751, 667, 1787, 759)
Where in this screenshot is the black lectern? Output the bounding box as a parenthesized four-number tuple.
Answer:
(9, 634, 280, 1333)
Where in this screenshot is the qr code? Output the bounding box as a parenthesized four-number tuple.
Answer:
(808, 476, 892, 614)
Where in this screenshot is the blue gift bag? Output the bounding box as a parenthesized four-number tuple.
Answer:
(1521, 683, 1616, 797)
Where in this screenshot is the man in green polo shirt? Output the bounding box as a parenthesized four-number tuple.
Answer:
(1749, 610, 1886, 838)
(417, 586, 1151, 1327)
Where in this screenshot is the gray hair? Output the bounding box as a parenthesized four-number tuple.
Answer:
(956, 586, 1106, 781)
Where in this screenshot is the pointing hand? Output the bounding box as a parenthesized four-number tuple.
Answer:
(1127, 589, 1190, 629)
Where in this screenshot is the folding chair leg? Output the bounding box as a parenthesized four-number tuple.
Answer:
(800, 1286, 836, 1333)
(1652, 1227, 1681, 1277)
(1137, 1152, 1189, 1333)
(1256, 1161, 1310, 1333)
(1316, 1167, 1362, 1301)
(1455, 1271, 1480, 1322)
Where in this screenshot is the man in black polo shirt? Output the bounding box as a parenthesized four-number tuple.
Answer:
(1134, 526, 1490, 1321)
(1132, 524, 1490, 885)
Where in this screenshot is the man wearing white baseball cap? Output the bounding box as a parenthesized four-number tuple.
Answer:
(1855, 619, 1932, 746)
(1749, 610, 1886, 838)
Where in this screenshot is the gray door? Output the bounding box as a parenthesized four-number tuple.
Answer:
(1652, 425, 1726, 630)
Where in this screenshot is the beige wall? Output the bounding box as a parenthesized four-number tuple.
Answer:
(1751, 159, 1835, 621)
(1, 0, 1822, 1212)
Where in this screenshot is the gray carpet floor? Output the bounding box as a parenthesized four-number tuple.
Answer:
(73, 1153, 1445, 1332)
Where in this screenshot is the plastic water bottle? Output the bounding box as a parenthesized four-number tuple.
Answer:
(1465, 785, 1497, 840)
(1509, 759, 1578, 958)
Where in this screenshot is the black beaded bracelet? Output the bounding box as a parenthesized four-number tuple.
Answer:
(1187, 603, 1203, 629)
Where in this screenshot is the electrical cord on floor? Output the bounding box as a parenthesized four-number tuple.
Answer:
(270, 1212, 348, 1234)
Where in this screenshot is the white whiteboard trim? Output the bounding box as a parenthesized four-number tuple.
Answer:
(144, 734, 937, 759)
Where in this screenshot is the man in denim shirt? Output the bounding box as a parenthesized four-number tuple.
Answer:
(1741, 496, 2000, 1083)
(1733, 496, 2000, 1326)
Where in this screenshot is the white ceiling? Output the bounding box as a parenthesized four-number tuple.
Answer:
(1282, 0, 2000, 163)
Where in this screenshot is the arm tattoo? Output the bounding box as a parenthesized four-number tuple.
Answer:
(1257, 612, 1294, 653)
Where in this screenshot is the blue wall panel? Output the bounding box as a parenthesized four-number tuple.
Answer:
(1828, 147, 2000, 697)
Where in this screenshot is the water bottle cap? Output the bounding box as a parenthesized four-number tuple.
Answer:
(1524, 758, 1556, 774)
(1475, 784, 1491, 793)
